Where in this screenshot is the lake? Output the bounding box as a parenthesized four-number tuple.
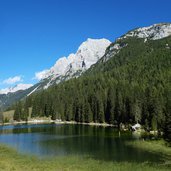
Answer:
(0, 123, 163, 163)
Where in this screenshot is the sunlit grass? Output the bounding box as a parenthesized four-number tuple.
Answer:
(126, 139, 171, 167)
(126, 139, 171, 156)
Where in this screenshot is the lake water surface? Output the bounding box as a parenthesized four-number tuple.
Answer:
(0, 123, 163, 163)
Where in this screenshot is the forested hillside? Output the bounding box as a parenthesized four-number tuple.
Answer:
(13, 35, 171, 138)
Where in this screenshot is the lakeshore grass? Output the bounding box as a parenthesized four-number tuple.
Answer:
(126, 139, 171, 167)
(0, 143, 170, 171)
(126, 139, 171, 156)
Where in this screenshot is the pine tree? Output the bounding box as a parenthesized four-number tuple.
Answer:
(84, 101, 93, 123)
(151, 115, 157, 131)
(13, 102, 23, 121)
(31, 96, 39, 117)
(163, 87, 171, 145)
(164, 113, 171, 145)
(22, 98, 30, 121)
(97, 96, 104, 123)
(115, 89, 122, 127)
(106, 87, 115, 124)
(132, 100, 142, 123)
(0, 109, 3, 123)
(65, 104, 72, 121)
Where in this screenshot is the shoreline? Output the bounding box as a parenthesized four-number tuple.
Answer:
(0, 119, 116, 128)
(0, 120, 158, 135)
(55, 121, 116, 127)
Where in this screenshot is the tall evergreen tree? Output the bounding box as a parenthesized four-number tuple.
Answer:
(13, 102, 23, 121)
(164, 114, 171, 145)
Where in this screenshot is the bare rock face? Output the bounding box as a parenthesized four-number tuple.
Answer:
(121, 23, 171, 40)
(36, 38, 111, 89)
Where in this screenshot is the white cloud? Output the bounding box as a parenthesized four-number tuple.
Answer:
(3, 76, 23, 85)
(0, 83, 33, 94)
(34, 69, 50, 80)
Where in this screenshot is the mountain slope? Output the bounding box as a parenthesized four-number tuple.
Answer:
(19, 23, 171, 132)
(0, 83, 41, 110)
(95, 23, 171, 63)
(0, 38, 111, 109)
(121, 23, 171, 40)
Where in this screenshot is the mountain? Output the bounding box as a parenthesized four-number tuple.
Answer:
(17, 23, 171, 132)
(1, 23, 171, 111)
(0, 84, 41, 110)
(0, 38, 111, 109)
(99, 23, 171, 62)
(34, 23, 171, 90)
(121, 23, 171, 40)
(35, 38, 111, 90)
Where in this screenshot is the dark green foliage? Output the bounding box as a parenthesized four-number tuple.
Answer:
(21, 97, 30, 121)
(0, 109, 3, 123)
(14, 36, 171, 136)
(13, 101, 23, 121)
(163, 86, 171, 144)
(151, 115, 157, 131)
(164, 113, 171, 145)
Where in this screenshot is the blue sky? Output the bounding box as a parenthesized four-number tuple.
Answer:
(0, 0, 171, 89)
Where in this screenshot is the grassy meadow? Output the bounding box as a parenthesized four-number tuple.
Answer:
(0, 140, 171, 171)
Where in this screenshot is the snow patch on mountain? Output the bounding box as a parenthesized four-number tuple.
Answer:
(0, 84, 33, 95)
(27, 85, 40, 96)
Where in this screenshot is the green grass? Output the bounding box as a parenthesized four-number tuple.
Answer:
(126, 140, 171, 156)
(0, 144, 170, 171)
(126, 140, 171, 166)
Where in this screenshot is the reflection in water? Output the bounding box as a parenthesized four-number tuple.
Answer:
(0, 124, 164, 163)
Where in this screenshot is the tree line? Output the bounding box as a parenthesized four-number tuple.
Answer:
(13, 37, 171, 144)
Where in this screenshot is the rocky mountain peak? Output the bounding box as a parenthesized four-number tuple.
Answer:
(122, 23, 171, 40)
(36, 38, 111, 89)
